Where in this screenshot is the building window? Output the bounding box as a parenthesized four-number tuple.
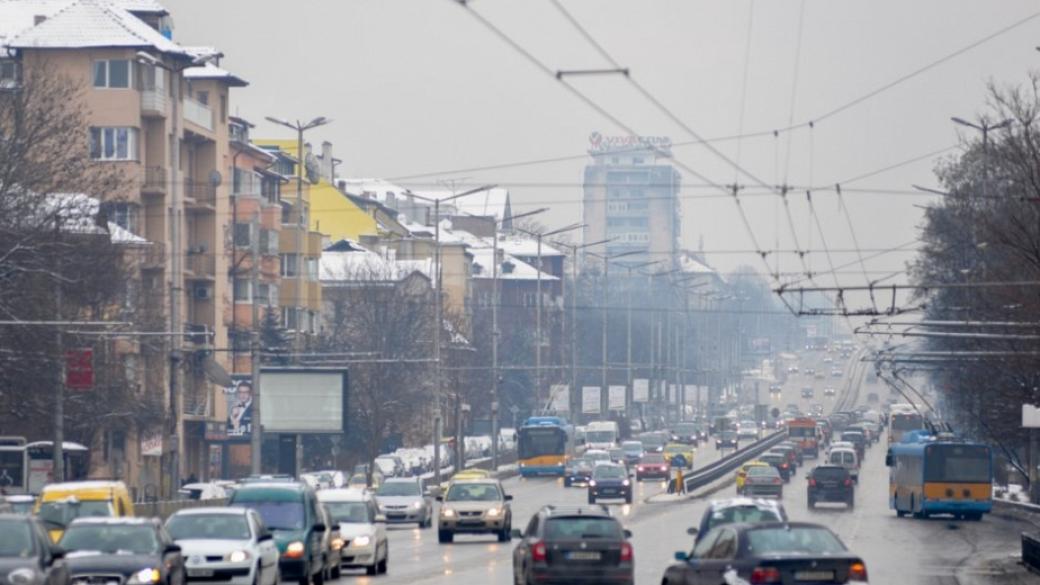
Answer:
(280, 254, 299, 277)
(0, 60, 20, 89)
(633, 157, 644, 164)
(89, 127, 138, 161)
(259, 229, 279, 255)
(102, 202, 138, 234)
(282, 306, 300, 330)
(233, 223, 253, 248)
(93, 59, 132, 88)
(306, 257, 319, 281)
(261, 177, 280, 204)
(195, 90, 209, 105)
(233, 279, 251, 302)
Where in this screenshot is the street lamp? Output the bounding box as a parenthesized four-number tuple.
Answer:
(587, 250, 641, 415)
(623, 261, 660, 414)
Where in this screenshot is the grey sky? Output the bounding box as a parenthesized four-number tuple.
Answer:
(166, 0, 1039, 307)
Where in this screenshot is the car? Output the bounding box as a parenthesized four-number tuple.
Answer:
(823, 356, 833, 363)
(807, 465, 855, 509)
(840, 431, 867, 460)
(767, 446, 799, 471)
(564, 457, 595, 487)
(588, 463, 633, 504)
(4, 495, 36, 515)
(734, 461, 770, 495)
(178, 482, 233, 501)
(670, 422, 705, 445)
(664, 522, 869, 585)
(663, 443, 694, 470)
(688, 498, 788, 544)
(810, 403, 825, 417)
(741, 465, 783, 498)
(831, 368, 843, 378)
(781, 440, 806, 465)
(0, 514, 69, 585)
(315, 504, 342, 581)
(59, 518, 185, 585)
(375, 477, 433, 528)
(801, 387, 814, 399)
(317, 488, 389, 576)
(373, 455, 405, 478)
(583, 449, 612, 467)
(237, 474, 296, 485)
(715, 431, 738, 450)
(620, 441, 644, 465)
(608, 448, 627, 467)
(824, 387, 836, 397)
(165, 507, 280, 585)
(511, 505, 633, 585)
(815, 372, 826, 380)
(36, 480, 136, 543)
(300, 472, 335, 491)
(436, 479, 513, 544)
(804, 368, 815, 376)
(769, 384, 782, 395)
(634, 453, 670, 481)
(828, 447, 859, 483)
(788, 366, 799, 373)
(757, 453, 792, 482)
(637, 431, 667, 454)
(227, 482, 328, 585)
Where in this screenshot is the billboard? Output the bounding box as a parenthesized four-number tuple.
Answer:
(549, 385, 570, 413)
(260, 369, 349, 433)
(608, 386, 626, 411)
(582, 386, 601, 414)
(633, 379, 649, 403)
(223, 376, 254, 439)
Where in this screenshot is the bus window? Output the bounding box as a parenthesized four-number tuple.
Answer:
(925, 445, 990, 483)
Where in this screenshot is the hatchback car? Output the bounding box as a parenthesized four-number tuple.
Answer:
(317, 488, 388, 576)
(436, 479, 513, 543)
(620, 441, 644, 466)
(664, 522, 868, 585)
(757, 453, 792, 482)
(59, 518, 185, 585)
(767, 445, 798, 471)
(742, 465, 783, 498)
(0, 514, 68, 585)
(165, 507, 279, 585)
(689, 499, 788, 544)
(375, 477, 432, 528)
(801, 387, 814, 399)
(564, 457, 594, 487)
(807, 465, 855, 509)
(670, 423, 705, 445)
(634, 453, 670, 481)
(734, 461, 770, 494)
(828, 448, 860, 482)
(512, 506, 633, 585)
(588, 463, 633, 504)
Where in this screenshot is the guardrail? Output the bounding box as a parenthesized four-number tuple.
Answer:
(682, 431, 788, 492)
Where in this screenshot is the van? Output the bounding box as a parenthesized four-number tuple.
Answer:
(35, 480, 134, 542)
(828, 448, 859, 482)
(228, 482, 327, 585)
(584, 421, 619, 450)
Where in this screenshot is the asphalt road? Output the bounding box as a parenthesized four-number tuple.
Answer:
(322, 349, 1036, 584)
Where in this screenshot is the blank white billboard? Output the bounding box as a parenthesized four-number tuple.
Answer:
(259, 369, 347, 433)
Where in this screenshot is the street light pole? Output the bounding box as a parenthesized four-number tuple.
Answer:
(625, 261, 659, 414)
(586, 250, 639, 416)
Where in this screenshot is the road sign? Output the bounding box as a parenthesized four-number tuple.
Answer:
(65, 348, 94, 390)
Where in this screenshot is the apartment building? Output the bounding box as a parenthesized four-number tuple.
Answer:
(0, 0, 242, 495)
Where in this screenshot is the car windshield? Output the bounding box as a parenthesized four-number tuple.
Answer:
(37, 500, 113, 529)
(167, 514, 251, 540)
(60, 524, 159, 555)
(924, 444, 991, 483)
(746, 526, 847, 555)
(706, 506, 781, 531)
(377, 482, 420, 497)
(587, 451, 610, 461)
(518, 427, 565, 459)
(593, 466, 626, 479)
(445, 484, 501, 502)
(544, 517, 622, 540)
(673, 424, 699, 434)
(640, 434, 665, 447)
(9, 501, 34, 515)
(640, 454, 665, 464)
(748, 466, 778, 477)
(586, 431, 616, 443)
(230, 501, 304, 531)
(0, 521, 33, 557)
(621, 442, 642, 453)
(323, 502, 372, 524)
(813, 467, 848, 480)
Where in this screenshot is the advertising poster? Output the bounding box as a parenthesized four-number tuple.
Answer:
(582, 386, 601, 414)
(608, 385, 626, 411)
(633, 379, 650, 403)
(549, 385, 570, 413)
(224, 375, 254, 439)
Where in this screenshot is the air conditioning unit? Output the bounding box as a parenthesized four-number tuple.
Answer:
(194, 284, 213, 300)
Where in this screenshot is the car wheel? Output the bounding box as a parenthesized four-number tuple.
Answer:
(378, 545, 388, 574)
(365, 563, 377, 577)
(807, 496, 815, 509)
(252, 565, 260, 585)
(564, 478, 572, 487)
(438, 529, 454, 544)
(847, 495, 855, 509)
(588, 495, 595, 504)
(298, 577, 309, 585)
(313, 562, 325, 585)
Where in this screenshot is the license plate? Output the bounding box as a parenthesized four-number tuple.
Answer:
(188, 569, 214, 578)
(566, 551, 602, 561)
(794, 570, 834, 581)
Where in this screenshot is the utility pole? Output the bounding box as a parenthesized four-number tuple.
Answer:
(250, 212, 262, 474)
(53, 235, 64, 483)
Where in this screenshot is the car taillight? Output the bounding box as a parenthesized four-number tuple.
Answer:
(808, 478, 817, 487)
(620, 542, 633, 562)
(773, 477, 782, 484)
(781, 463, 788, 469)
(849, 561, 868, 581)
(750, 566, 781, 584)
(637, 466, 644, 471)
(532, 541, 547, 562)
(844, 478, 853, 486)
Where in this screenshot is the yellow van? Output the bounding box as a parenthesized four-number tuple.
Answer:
(35, 480, 135, 542)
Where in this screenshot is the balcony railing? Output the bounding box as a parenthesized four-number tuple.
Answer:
(141, 242, 165, 269)
(141, 87, 167, 116)
(184, 182, 216, 207)
(182, 98, 213, 131)
(186, 253, 216, 278)
(142, 166, 166, 194)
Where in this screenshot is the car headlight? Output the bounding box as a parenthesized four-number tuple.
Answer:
(588, 480, 597, 487)
(331, 538, 345, 551)
(128, 569, 160, 585)
(226, 550, 251, 563)
(413, 501, 423, 509)
(285, 541, 305, 559)
(352, 535, 371, 547)
(486, 508, 501, 517)
(622, 480, 630, 487)
(7, 568, 38, 585)
(441, 508, 455, 518)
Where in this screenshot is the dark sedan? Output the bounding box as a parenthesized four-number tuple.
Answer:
(715, 431, 739, 450)
(59, 518, 185, 585)
(588, 464, 632, 504)
(564, 457, 594, 487)
(512, 505, 633, 585)
(758, 453, 792, 482)
(663, 522, 869, 585)
(0, 514, 69, 585)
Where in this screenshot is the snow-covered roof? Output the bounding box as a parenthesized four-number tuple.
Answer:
(470, 247, 557, 281)
(497, 233, 563, 258)
(320, 240, 432, 283)
(335, 178, 511, 224)
(5, 0, 187, 55)
(38, 193, 149, 245)
(107, 0, 167, 14)
(679, 252, 717, 275)
(0, 0, 78, 46)
(184, 61, 247, 87)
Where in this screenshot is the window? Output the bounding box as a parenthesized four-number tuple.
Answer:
(282, 307, 300, 330)
(259, 229, 279, 255)
(102, 202, 138, 234)
(194, 90, 209, 105)
(89, 127, 138, 161)
(233, 279, 251, 302)
(233, 223, 254, 248)
(633, 157, 644, 164)
(0, 60, 20, 88)
(261, 177, 280, 204)
(140, 63, 164, 92)
(93, 59, 132, 88)
(280, 254, 299, 277)
(306, 257, 319, 280)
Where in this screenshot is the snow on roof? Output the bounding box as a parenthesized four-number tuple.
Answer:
(335, 179, 511, 223)
(497, 233, 563, 258)
(41, 193, 149, 245)
(679, 252, 717, 275)
(6, 0, 187, 55)
(0, 0, 76, 45)
(470, 247, 557, 281)
(320, 240, 432, 283)
(184, 61, 248, 87)
(107, 0, 167, 14)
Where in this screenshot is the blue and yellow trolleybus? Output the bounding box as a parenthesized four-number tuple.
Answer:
(518, 416, 574, 477)
(886, 432, 992, 520)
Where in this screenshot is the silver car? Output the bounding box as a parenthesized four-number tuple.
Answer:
(375, 477, 433, 528)
(741, 465, 783, 498)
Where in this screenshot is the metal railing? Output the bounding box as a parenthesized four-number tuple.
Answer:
(142, 166, 167, 193)
(682, 431, 788, 493)
(184, 182, 216, 206)
(141, 87, 167, 115)
(182, 98, 213, 131)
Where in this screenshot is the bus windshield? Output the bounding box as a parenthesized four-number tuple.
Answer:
(518, 428, 564, 459)
(925, 444, 991, 483)
(585, 431, 616, 444)
(788, 427, 816, 438)
(892, 414, 923, 431)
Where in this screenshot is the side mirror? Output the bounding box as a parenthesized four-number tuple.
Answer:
(510, 528, 523, 539)
(623, 529, 632, 539)
(50, 547, 65, 561)
(313, 523, 327, 533)
(435, 496, 443, 502)
(685, 527, 698, 536)
(374, 514, 387, 524)
(673, 551, 689, 562)
(885, 452, 893, 467)
(163, 544, 182, 555)
(331, 523, 341, 532)
(504, 495, 513, 501)
(257, 534, 273, 542)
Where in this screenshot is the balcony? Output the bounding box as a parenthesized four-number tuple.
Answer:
(142, 166, 167, 196)
(184, 323, 213, 347)
(184, 182, 216, 209)
(186, 253, 216, 280)
(182, 98, 213, 131)
(140, 242, 165, 270)
(141, 87, 167, 117)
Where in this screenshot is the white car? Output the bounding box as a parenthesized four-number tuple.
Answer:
(165, 507, 280, 585)
(317, 488, 389, 576)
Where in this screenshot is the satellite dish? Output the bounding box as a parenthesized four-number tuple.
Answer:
(209, 170, 223, 187)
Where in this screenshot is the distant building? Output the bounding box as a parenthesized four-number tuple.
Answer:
(581, 133, 681, 265)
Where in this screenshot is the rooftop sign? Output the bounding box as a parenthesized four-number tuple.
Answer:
(588, 132, 672, 155)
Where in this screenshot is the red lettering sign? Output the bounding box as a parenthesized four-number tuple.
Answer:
(65, 348, 94, 390)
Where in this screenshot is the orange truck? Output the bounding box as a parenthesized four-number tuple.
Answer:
(787, 417, 820, 458)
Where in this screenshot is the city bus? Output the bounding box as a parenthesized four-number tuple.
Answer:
(517, 417, 574, 477)
(886, 434, 992, 520)
(889, 410, 925, 444)
(787, 417, 820, 457)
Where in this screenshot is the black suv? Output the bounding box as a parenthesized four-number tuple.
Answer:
(59, 518, 185, 585)
(807, 465, 855, 509)
(512, 505, 633, 585)
(588, 463, 633, 504)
